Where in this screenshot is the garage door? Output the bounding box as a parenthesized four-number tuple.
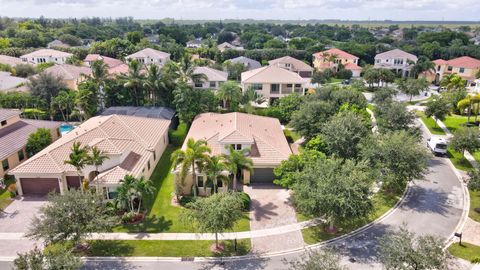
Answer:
(251, 168, 276, 183)
(66, 176, 81, 189)
(20, 178, 60, 195)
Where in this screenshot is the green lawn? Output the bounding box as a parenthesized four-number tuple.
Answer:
(447, 148, 474, 172)
(114, 146, 250, 233)
(448, 242, 480, 262)
(87, 239, 251, 257)
(470, 190, 480, 222)
(284, 129, 301, 144)
(301, 190, 401, 245)
(443, 114, 475, 133)
(0, 177, 15, 210)
(416, 111, 446, 135)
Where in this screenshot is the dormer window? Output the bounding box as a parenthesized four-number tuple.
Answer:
(231, 144, 242, 150)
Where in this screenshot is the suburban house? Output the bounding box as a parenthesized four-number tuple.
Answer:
(0, 109, 61, 178)
(20, 49, 73, 65)
(47, 40, 70, 49)
(422, 56, 480, 85)
(10, 114, 170, 197)
(268, 56, 314, 78)
(229, 56, 261, 71)
(241, 65, 309, 105)
(101, 106, 177, 129)
(42, 64, 92, 90)
(0, 55, 25, 67)
(217, 42, 244, 52)
(374, 49, 418, 77)
(192, 66, 228, 90)
(312, 48, 362, 77)
(173, 112, 292, 196)
(0, 71, 28, 93)
(125, 48, 170, 67)
(186, 38, 203, 48)
(83, 54, 129, 75)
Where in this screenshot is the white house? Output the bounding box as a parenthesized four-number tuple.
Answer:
(192, 66, 228, 90)
(374, 49, 418, 77)
(20, 49, 73, 65)
(125, 48, 170, 67)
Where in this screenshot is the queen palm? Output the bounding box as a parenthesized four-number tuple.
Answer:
(217, 81, 243, 111)
(143, 64, 167, 106)
(205, 155, 230, 194)
(91, 60, 109, 83)
(118, 59, 145, 106)
(64, 141, 89, 190)
(222, 146, 253, 191)
(164, 54, 207, 85)
(87, 146, 109, 193)
(133, 177, 156, 213)
(115, 175, 137, 212)
(172, 138, 211, 198)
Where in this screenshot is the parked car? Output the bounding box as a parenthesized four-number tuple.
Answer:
(427, 137, 448, 156)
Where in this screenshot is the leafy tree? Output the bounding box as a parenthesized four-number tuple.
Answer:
(50, 90, 75, 122)
(273, 150, 325, 188)
(27, 189, 114, 246)
(467, 169, 480, 191)
(289, 101, 335, 139)
(372, 87, 397, 104)
(126, 31, 143, 44)
(172, 138, 211, 197)
(271, 93, 303, 123)
(293, 158, 374, 230)
(376, 101, 416, 132)
(64, 141, 89, 190)
(181, 192, 244, 249)
(379, 226, 449, 270)
(118, 59, 145, 106)
(286, 249, 346, 270)
(172, 83, 218, 124)
(264, 38, 287, 49)
(396, 77, 430, 102)
(217, 80, 243, 111)
(59, 33, 82, 46)
(425, 96, 451, 127)
(27, 72, 67, 104)
(222, 146, 254, 191)
(13, 63, 36, 78)
(441, 74, 466, 91)
(223, 60, 246, 81)
(361, 131, 429, 192)
(320, 111, 370, 159)
(74, 80, 98, 121)
(450, 127, 480, 155)
(26, 128, 52, 157)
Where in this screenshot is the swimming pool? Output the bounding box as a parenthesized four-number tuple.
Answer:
(60, 124, 75, 136)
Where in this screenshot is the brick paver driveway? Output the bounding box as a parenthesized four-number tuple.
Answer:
(244, 184, 304, 253)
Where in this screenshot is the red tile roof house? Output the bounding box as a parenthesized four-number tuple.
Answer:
(173, 112, 292, 196)
(422, 56, 480, 85)
(312, 48, 362, 77)
(84, 54, 129, 76)
(0, 109, 61, 178)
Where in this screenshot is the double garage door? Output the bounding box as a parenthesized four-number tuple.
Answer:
(250, 168, 276, 183)
(20, 178, 60, 196)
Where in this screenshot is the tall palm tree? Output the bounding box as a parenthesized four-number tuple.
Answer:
(90, 60, 109, 110)
(441, 74, 467, 91)
(115, 175, 137, 212)
(164, 54, 207, 85)
(64, 141, 89, 190)
(222, 146, 253, 191)
(411, 56, 435, 79)
(143, 64, 167, 106)
(87, 146, 109, 193)
(118, 59, 145, 106)
(133, 177, 156, 213)
(205, 155, 230, 194)
(172, 138, 211, 198)
(217, 81, 243, 111)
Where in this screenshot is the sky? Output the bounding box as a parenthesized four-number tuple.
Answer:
(0, 0, 479, 21)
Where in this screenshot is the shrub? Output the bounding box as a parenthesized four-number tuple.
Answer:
(237, 192, 251, 211)
(471, 257, 480, 264)
(121, 211, 136, 223)
(336, 69, 353, 80)
(7, 183, 16, 197)
(169, 122, 188, 147)
(14, 63, 36, 78)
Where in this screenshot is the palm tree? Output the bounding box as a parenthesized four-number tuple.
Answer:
(172, 138, 211, 198)
(133, 177, 156, 213)
(64, 141, 89, 190)
(51, 90, 75, 122)
(441, 74, 466, 91)
(87, 146, 109, 193)
(205, 156, 230, 194)
(164, 54, 207, 85)
(115, 175, 137, 212)
(118, 59, 145, 106)
(90, 60, 109, 110)
(143, 64, 167, 106)
(411, 56, 435, 78)
(217, 81, 243, 111)
(222, 146, 253, 191)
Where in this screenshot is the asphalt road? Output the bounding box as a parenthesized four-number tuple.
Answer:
(0, 121, 465, 270)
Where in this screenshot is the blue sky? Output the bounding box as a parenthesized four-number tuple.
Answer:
(0, 0, 479, 21)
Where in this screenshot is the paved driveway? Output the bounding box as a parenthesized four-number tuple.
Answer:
(0, 196, 46, 233)
(244, 184, 304, 253)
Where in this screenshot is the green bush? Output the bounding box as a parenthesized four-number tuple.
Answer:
(121, 211, 136, 223)
(169, 122, 188, 147)
(237, 192, 251, 211)
(472, 257, 480, 264)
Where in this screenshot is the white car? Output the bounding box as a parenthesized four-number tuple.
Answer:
(427, 137, 448, 156)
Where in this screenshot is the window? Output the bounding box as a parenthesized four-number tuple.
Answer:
(252, 84, 263, 91)
(107, 187, 118, 200)
(459, 67, 465, 73)
(209, 81, 216, 88)
(18, 150, 25, 161)
(197, 175, 204, 187)
(437, 65, 441, 71)
(271, 84, 280, 93)
(376, 59, 380, 64)
(231, 144, 242, 150)
(1, 120, 6, 126)
(2, 159, 9, 171)
(195, 82, 203, 88)
(147, 161, 151, 170)
(295, 84, 301, 88)
(286, 84, 293, 88)
(448, 66, 453, 71)
(394, 59, 404, 65)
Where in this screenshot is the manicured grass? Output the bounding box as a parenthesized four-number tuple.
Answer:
(169, 122, 188, 147)
(443, 114, 475, 133)
(284, 129, 301, 144)
(87, 239, 251, 257)
(114, 146, 250, 233)
(0, 177, 15, 210)
(301, 190, 401, 245)
(470, 190, 480, 222)
(448, 242, 480, 262)
(416, 111, 446, 135)
(447, 148, 474, 172)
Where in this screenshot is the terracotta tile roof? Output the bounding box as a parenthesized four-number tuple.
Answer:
(184, 112, 292, 166)
(344, 62, 362, 70)
(126, 48, 170, 60)
(11, 115, 170, 180)
(268, 56, 314, 72)
(107, 63, 129, 75)
(193, 66, 228, 82)
(446, 56, 480, 69)
(84, 54, 125, 69)
(20, 49, 73, 59)
(375, 49, 418, 62)
(241, 65, 309, 84)
(433, 59, 448, 65)
(313, 48, 359, 60)
(42, 64, 92, 80)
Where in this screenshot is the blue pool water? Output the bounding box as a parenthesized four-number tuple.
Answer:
(60, 124, 75, 135)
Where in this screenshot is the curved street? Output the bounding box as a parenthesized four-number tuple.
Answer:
(76, 120, 469, 270)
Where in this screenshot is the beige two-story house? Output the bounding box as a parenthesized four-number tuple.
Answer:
(422, 56, 480, 85)
(20, 49, 73, 65)
(125, 48, 170, 67)
(374, 49, 418, 77)
(268, 56, 314, 78)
